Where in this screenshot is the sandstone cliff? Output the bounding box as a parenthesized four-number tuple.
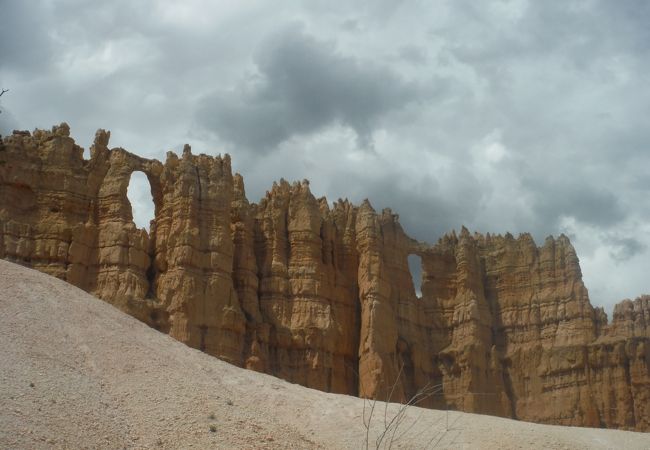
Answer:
(1, 125, 648, 430)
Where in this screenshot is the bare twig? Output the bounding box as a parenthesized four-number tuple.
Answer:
(353, 363, 378, 450)
(388, 383, 443, 447)
(428, 412, 462, 449)
(377, 381, 443, 448)
(349, 361, 446, 449)
(384, 363, 404, 430)
(0, 89, 8, 114)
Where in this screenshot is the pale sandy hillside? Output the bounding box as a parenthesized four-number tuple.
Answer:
(1, 259, 649, 449)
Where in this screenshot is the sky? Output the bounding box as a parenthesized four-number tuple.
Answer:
(1, 0, 648, 316)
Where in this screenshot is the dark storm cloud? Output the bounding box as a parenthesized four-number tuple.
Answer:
(373, 189, 473, 244)
(197, 26, 434, 150)
(525, 178, 625, 229)
(0, 2, 53, 73)
(332, 163, 484, 244)
(1, 0, 649, 312)
(606, 235, 647, 262)
(397, 45, 427, 65)
(441, 0, 646, 70)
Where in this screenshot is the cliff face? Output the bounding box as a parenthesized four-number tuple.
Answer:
(417, 232, 650, 429)
(1, 125, 648, 430)
(0, 126, 245, 363)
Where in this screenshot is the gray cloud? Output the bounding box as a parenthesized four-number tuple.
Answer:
(0, 2, 53, 73)
(363, 173, 484, 244)
(525, 178, 625, 229)
(397, 45, 428, 65)
(606, 235, 647, 262)
(0, 107, 19, 135)
(197, 25, 434, 150)
(1, 0, 649, 314)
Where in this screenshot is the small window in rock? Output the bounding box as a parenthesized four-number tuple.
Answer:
(408, 254, 423, 298)
(127, 171, 155, 231)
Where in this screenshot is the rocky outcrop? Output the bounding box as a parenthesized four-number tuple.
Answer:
(244, 180, 360, 393)
(607, 296, 650, 339)
(1, 125, 648, 430)
(415, 231, 649, 429)
(0, 126, 246, 364)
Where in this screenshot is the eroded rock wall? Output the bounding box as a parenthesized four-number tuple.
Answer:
(415, 231, 649, 428)
(1, 125, 648, 430)
(0, 125, 246, 364)
(247, 180, 360, 393)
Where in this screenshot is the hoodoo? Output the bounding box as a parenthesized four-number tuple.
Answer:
(1, 124, 648, 430)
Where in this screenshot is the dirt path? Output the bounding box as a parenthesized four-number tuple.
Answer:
(1, 259, 649, 449)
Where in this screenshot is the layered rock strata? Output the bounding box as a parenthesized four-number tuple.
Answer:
(1, 125, 648, 430)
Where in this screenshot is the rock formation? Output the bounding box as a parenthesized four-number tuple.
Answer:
(1, 124, 648, 430)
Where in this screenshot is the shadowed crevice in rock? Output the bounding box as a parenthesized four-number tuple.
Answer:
(1, 124, 649, 431)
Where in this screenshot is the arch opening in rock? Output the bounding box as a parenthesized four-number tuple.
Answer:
(407, 254, 423, 299)
(126, 171, 155, 231)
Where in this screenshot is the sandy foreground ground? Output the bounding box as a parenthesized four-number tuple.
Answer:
(1, 259, 649, 449)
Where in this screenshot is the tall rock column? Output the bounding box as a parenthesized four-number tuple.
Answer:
(252, 180, 359, 393)
(152, 147, 246, 364)
(231, 174, 269, 371)
(0, 124, 92, 280)
(355, 202, 402, 400)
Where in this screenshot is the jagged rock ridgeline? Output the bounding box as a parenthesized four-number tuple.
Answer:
(1, 124, 648, 430)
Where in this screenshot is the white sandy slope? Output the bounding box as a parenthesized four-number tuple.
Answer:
(1, 259, 649, 449)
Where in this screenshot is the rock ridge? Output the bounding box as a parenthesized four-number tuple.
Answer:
(1, 124, 648, 430)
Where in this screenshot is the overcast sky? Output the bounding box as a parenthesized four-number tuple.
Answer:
(1, 0, 648, 315)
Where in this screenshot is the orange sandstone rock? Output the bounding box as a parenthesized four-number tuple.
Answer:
(1, 125, 648, 431)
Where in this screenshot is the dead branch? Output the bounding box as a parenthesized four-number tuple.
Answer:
(0, 89, 7, 113)
(349, 361, 443, 449)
